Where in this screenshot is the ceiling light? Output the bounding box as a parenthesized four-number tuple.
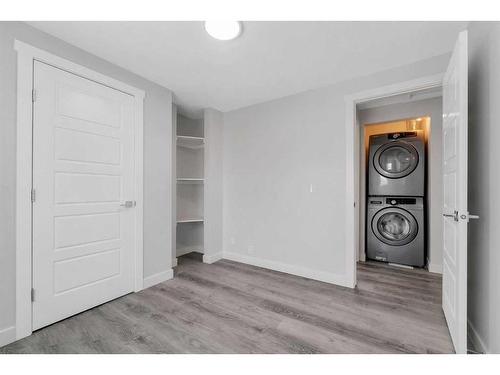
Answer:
(204, 21, 242, 41)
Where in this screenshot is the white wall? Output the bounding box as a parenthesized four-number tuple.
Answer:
(357, 97, 443, 273)
(467, 21, 500, 354)
(203, 108, 224, 263)
(0, 22, 173, 344)
(177, 114, 204, 137)
(222, 54, 451, 285)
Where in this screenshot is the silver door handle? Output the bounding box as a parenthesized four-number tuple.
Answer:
(120, 201, 136, 208)
(443, 210, 459, 221)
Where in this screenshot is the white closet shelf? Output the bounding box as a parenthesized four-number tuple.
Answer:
(177, 218, 204, 223)
(177, 135, 204, 140)
(177, 135, 205, 149)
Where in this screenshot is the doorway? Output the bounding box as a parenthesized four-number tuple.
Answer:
(343, 74, 444, 290)
(31, 61, 139, 330)
(345, 30, 469, 354)
(357, 93, 443, 272)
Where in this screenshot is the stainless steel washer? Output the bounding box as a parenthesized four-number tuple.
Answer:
(366, 196, 425, 267)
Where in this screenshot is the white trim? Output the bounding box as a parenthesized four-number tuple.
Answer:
(134, 94, 144, 292)
(344, 74, 444, 289)
(428, 262, 443, 274)
(203, 252, 223, 264)
(143, 269, 174, 289)
(171, 104, 177, 270)
(0, 326, 16, 348)
(344, 94, 357, 289)
(223, 252, 352, 288)
(14, 40, 145, 99)
(15, 43, 34, 341)
(468, 319, 488, 354)
(14, 40, 145, 341)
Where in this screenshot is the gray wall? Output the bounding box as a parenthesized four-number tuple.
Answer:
(467, 22, 500, 354)
(223, 54, 450, 283)
(358, 97, 443, 273)
(0, 22, 173, 334)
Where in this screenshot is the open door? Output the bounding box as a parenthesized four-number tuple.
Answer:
(442, 30, 476, 354)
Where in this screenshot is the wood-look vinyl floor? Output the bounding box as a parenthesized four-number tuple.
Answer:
(1, 254, 454, 354)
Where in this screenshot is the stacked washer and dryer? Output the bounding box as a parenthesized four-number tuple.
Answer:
(366, 131, 426, 267)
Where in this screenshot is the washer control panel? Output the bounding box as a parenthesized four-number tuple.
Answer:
(385, 197, 417, 205)
(368, 197, 420, 206)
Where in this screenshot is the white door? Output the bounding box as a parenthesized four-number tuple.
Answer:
(32, 61, 136, 330)
(442, 30, 472, 354)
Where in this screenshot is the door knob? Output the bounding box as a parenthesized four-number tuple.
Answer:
(120, 201, 136, 208)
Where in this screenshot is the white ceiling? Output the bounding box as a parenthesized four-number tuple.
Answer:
(28, 21, 467, 117)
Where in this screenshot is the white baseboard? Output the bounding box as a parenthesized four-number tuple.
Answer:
(428, 262, 443, 274)
(223, 251, 352, 288)
(203, 252, 223, 264)
(468, 319, 488, 354)
(0, 326, 16, 348)
(143, 269, 174, 289)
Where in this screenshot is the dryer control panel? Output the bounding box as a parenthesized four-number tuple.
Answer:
(387, 131, 417, 140)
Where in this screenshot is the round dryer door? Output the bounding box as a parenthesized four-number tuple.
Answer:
(373, 141, 419, 179)
(372, 207, 418, 246)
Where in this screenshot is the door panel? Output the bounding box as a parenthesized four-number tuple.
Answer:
(55, 127, 121, 165)
(32, 61, 136, 330)
(442, 30, 468, 354)
(58, 82, 122, 127)
(54, 249, 121, 293)
(54, 213, 120, 248)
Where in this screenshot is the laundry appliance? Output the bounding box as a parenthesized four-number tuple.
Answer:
(366, 196, 425, 267)
(368, 131, 425, 197)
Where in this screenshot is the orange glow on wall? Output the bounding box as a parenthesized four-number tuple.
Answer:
(364, 117, 431, 159)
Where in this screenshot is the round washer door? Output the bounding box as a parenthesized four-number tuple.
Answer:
(373, 141, 419, 179)
(372, 207, 418, 246)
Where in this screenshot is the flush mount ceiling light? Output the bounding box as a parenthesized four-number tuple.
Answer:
(204, 21, 242, 41)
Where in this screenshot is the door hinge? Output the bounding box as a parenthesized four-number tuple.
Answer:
(32, 89, 37, 103)
(31, 288, 35, 302)
(31, 188, 36, 203)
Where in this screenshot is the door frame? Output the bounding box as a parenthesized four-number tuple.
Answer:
(343, 73, 443, 288)
(14, 40, 145, 341)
